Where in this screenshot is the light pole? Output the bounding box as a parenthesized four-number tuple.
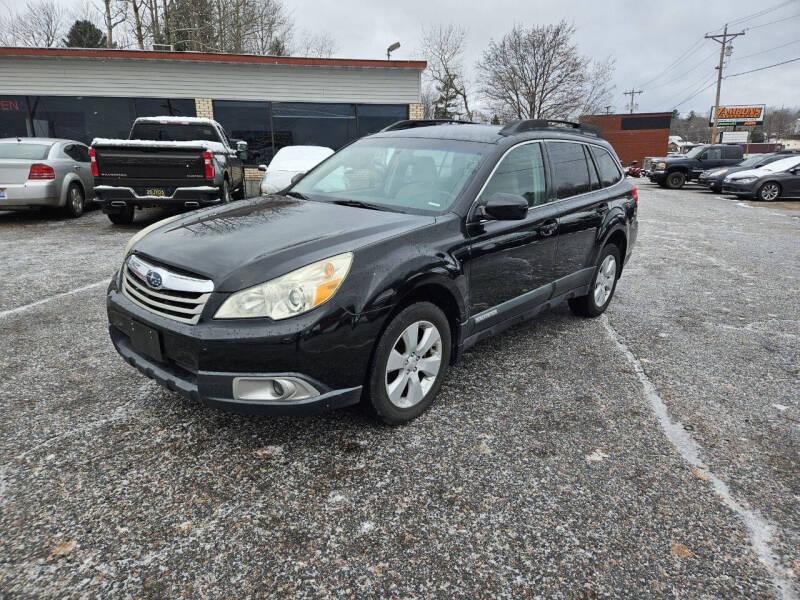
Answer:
(387, 42, 400, 60)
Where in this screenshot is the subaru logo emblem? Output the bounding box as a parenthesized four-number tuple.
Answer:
(145, 270, 163, 289)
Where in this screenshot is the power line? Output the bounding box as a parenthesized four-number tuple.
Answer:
(730, 39, 800, 61)
(725, 56, 800, 77)
(706, 24, 746, 143)
(725, 0, 795, 27)
(645, 47, 719, 91)
(745, 12, 800, 30)
(672, 79, 717, 109)
(636, 37, 708, 89)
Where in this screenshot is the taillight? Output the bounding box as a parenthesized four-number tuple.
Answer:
(88, 147, 99, 177)
(203, 151, 214, 179)
(631, 186, 639, 204)
(28, 164, 55, 180)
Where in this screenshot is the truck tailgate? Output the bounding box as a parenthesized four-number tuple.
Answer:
(93, 146, 206, 182)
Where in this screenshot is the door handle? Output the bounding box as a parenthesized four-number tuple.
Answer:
(538, 221, 558, 237)
(74, 165, 81, 171)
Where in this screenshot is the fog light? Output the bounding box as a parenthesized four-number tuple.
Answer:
(232, 376, 319, 402)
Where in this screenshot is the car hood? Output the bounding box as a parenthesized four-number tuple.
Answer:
(131, 195, 434, 291)
(726, 168, 764, 181)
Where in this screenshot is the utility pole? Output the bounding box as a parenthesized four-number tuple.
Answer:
(706, 24, 745, 144)
(623, 89, 643, 114)
(604, 105, 612, 115)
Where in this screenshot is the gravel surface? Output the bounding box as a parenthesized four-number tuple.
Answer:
(0, 185, 797, 599)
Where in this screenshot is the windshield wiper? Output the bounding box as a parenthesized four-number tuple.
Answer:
(284, 190, 309, 200)
(330, 199, 389, 211)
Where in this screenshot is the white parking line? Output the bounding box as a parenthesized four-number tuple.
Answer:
(0, 281, 107, 320)
(602, 317, 797, 600)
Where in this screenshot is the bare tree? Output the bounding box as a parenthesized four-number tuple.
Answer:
(579, 57, 616, 117)
(0, 0, 66, 47)
(295, 31, 337, 58)
(420, 83, 437, 119)
(476, 21, 610, 121)
(420, 24, 472, 120)
(102, 0, 128, 48)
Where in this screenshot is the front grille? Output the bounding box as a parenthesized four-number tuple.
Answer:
(122, 257, 212, 325)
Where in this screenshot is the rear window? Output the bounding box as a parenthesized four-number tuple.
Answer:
(0, 143, 51, 160)
(130, 122, 220, 143)
(590, 146, 623, 187)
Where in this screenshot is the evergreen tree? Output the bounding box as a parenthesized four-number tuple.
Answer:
(63, 20, 106, 48)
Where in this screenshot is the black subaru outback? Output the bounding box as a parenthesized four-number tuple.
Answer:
(107, 119, 638, 424)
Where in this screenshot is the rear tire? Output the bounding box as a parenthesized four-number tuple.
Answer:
(665, 171, 686, 189)
(221, 179, 231, 203)
(63, 183, 84, 218)
(757, 182, 781, 202)
(568, 244, 621, 318)
(107, 206, 134, 225)
(366, 302, 451, 425)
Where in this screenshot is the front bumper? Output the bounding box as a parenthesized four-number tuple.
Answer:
(106, 282, 386, 415)
(0, 180, 60, 208)
(697, 175, 722, 190)
(722, 180, 757, 196)
(95, 184, 222, 209)
(649, 170, 666, 183)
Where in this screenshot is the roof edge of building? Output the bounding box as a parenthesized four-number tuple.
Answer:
(0, 47, 427, 70)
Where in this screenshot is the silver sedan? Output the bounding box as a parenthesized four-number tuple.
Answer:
(0, 138, 95, 218)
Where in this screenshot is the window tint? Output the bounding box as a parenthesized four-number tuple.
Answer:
(546, 141, 591, 199)
(589, 146, 622, 187)
(0, 142, 51, 159)
(357, 104, 408, 136)
(703, 147, 722, 160)
(213, 100, 273, 165)
(478, 143, 547, 208)
(129, 122, 220, 142)
(723, 145, 741, 159)
(273, 103, 357, 154)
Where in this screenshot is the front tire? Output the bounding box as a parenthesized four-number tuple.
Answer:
(665, 171, 686, 189)
(63, 183, 84, 218)
(757, 182, 781, 202)
(568, 244, 621, 318)
(366, 302, 451, 425)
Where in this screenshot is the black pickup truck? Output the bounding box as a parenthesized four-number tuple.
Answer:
(91, 117, 246, 224)
(649, 144, 743, 189)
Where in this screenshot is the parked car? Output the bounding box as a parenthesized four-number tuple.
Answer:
(106, 118, 637, 424)
(722, 155, 800, 201)
(0, 137, 94, 217)
(649, 144, 743, 189)
(698, 151, 799, 192)
(258, 146, 333, 195)
(92, 117, 246, 225)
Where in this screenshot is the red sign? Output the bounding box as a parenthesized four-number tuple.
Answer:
(0, 100, 20, 112)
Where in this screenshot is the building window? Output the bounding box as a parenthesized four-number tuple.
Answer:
(272, 102, 357, 152)
(356, 104, 408, 136)
(213, 100, 273, 166)
(0, 96, 29, 138)
(133, 98, 196, 118)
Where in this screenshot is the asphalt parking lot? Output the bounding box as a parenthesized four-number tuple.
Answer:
(1, 184, 798, 599)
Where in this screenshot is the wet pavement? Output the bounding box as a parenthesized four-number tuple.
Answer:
(0, 185, 798, 599)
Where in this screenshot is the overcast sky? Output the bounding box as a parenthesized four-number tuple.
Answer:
(292, 0, 800, 116)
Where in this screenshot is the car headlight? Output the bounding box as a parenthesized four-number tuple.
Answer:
(214, 252, 353, 320)
(656, 162, 666, 170)
(710, 169, 727, 177)
(122, 213, 185, 258)
(732, 176, 757, 184)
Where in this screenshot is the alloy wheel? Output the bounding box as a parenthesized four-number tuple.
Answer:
(594, 255, 617, 306)
(385, 320, 442, 409)
(760, 183, 780, 201)
(70, 186, 83, 213)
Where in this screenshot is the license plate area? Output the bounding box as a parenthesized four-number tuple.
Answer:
(130, 320, 163, 362)
(146, 188, 166, 197)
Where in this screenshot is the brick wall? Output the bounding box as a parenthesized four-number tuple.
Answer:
(409, 103, 424, 120)
(195, 98, 214, 119)
(581, 113, 672, 166)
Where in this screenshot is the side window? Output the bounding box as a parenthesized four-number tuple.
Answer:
(75, 144, 90, 163)
(723, 146, 740, 159)
(478, 143, 547, 208)
(63, 144, 79, 161)
(590, 146, 623, 187)
(546, 141, 591, 199)
(704, 147, 722, 160)
(585, 145, 601, 191)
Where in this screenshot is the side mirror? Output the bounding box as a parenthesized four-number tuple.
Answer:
(257, 164, 268, 172)
(483, 193, 528, 221)
(291, 172, 306, 185)
(236, 140, 248, 152)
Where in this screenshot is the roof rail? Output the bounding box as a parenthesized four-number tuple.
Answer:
(498, 119, 603, 138)
(380, 119, 476, 132)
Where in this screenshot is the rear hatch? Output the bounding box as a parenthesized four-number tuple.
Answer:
(93, 142, 207, 189)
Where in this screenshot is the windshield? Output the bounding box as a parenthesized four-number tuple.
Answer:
(289, 137, 489, 214)
(130, 122, 220, 143)
(0, 143, 51, 160)
(737, 155, 764, 167)
(684, 146, 705, 158)
(762, 156, 800, 172)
